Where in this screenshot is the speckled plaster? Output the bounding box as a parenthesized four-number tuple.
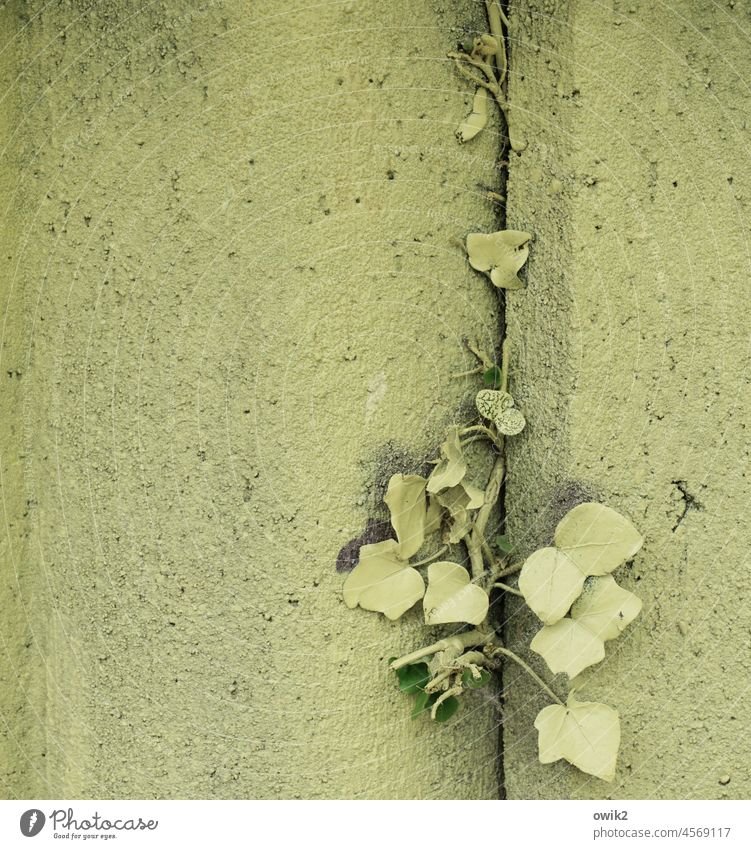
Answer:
(502, 0, 751, 799)
(0, 0, 506, 799)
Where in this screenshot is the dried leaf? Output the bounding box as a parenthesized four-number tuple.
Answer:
(427, 427, 467, 495)
(384, 473, 427, 560)
(423, 561, 489, 625)
(535, 694, 621, 781)
(555, 502, 643, 576)
(343, 539, 425, 620)
(518, 547, 586, 625)
(530, 619, 605, 678)
(466, 229, 532, 289)
(570, 575, 642, 641)
(456, 87, 488, 143)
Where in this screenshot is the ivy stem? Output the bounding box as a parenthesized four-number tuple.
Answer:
(411, 545, 448, 568)
(495, 560, 523, 578)
(484, 1, 507, 85)
(494, 581, 522, 597)
(492, 646, 564, 706)
(390, 630, 494, 671)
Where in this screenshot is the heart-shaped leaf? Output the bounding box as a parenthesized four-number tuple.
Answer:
(456, 87, 488, 143)
(535, 694, 621, 781)
(555, 502, 643, 576)
(475, 388, 525, 435)
(494, 406, 525, 436)
(475, 388, 512, 420)
(518, 547, 586, 624)
(394, 662, 431, 694)
(427, 427, 467, 495)
(462, 667, 491, 689)
(466, 229, 532, 289)
(384, 474, 428, 560)
(570, 575, 642, 641)
(530, 619, 605, 678)
(343, 540, 424, 620)
(423, 561, 489, 625)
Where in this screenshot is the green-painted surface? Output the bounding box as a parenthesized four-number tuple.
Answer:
(504, 0, 751, 799)
(0, 0, 504, 799)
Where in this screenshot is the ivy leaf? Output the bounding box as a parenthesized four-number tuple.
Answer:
(456, 87, 488, 143)
(423, 561, 489, 626)
(475, 388, 512, 420)
(494, 534, 513, 555)
(427, 427, 467, 495)
(555, 502, 643, 577)
(483, 365, 503, 390)
(466, 229, 532, 289)
(411, 689, 434, 719)
(343, 540, 425, 620)
(570, 575, 642, 641)
(534, 694, 621, 781)
(518, 547, 586, 625)
(424, 495, 442, 535)
(436, 482, 484, 544)
(475, 388, 525, 435)
(462, 667, 491, 689)
(395, 662, 431, 694)
(433, 696, 460, 723)
(384, 474, 428, 560)
(530, 619, 605, 678)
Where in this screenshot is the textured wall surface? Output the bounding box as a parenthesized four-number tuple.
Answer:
(0, 0, 505, 799)
(503, 0, 751, 799)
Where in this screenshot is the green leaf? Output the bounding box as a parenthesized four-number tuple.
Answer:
(395, 662, 431, 694)
(483, 365, 503, 389)
(494, 534, 513, 555)
(518, 547, 586, 625)
(554, 502, 643, 577)
(423, 561, 489, 626)
(462, 667, 491, 689)
(433, 696, 460, 723)
(411, 689, 433, 719)
(534, 694, 621, 781)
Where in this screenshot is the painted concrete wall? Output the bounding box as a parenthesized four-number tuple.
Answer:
(503, 0, 751, 799)
(0, 0, 504, 799)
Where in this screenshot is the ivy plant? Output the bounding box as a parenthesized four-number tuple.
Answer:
(340, 1, 644, 784)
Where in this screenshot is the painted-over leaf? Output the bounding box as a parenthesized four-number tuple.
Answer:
(570, 575, 643, 641)
(343, 539, 424, 620)
(555, 502, 643, 576)
(423, 561, 489, 625)
(530, 619, 605, 678)
(466, 229, 532, 289)
(535, 694, 621, 781)
(518, 547, 586, 624)
(384, 473, 428, 560)
(427, 427, 467, 495)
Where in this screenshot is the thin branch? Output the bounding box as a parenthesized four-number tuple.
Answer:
(494, 581, 522, 597)
(411, 545, 448, 568)
(390, 630, 493, 670)
(495, 560, 523, 578)
(492, 646, 564, 705)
